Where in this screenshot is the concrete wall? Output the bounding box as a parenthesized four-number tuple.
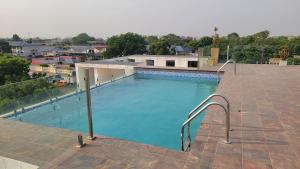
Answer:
(75, 63, 135, 89)
(127, 55, 206, 68)
(75, 55, 210, 89)
(95, 68, 126, 84)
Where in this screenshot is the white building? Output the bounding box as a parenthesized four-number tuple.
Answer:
(75, 55, 208, 89)
(126, 55, 208, 68)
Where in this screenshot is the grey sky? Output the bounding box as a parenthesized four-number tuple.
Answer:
(0, 0, 299, 39)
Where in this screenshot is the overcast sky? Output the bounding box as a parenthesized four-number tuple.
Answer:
(0, 0, 299, 39)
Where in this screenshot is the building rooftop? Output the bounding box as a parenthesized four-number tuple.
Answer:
(0, 64, 299, 168)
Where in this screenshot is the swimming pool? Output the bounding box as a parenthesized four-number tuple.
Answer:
(10, 70, 218, 150)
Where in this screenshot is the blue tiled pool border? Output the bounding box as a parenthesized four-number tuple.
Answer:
(135, 68, 218, 80)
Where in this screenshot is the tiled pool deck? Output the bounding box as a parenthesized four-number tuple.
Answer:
(0, 64, 299, 169)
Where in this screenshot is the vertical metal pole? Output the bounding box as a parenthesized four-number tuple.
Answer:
(227, 45, 230, 61)
(234, 60, 236, 75)
(84, 69, 96, 140)
(225, 109, 231, 144)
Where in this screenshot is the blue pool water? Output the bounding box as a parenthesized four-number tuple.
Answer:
(10, 71, 218, 150)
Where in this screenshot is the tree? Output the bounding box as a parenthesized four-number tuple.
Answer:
(61, 38, 72, 46)
(103, 32, 146, 58)
(12, 34, 22, 41)
(199, 36, 213, 47)
(0, 53, 30, 85)
(293, 45, 300, 55)
(161, 34, 183, 46)
(186, 39, 200, 50)
(149, 40, 170, 55)
(264, 36, 288, 47)
(232, 45, 261, 63)
(277, 45, 289, 60)
(214, 27, 218, 35)
(0, 77, 55, 114)
(0, 40, 11, 53)
(263, 45, 278, 62)
(254, 30, 270, 41)
(288, 37, 300, 48)
(145, 36, 159, 45)
(240, 36, 255, 45)
(72, 33, 95, 45)
(227, 32, 239, 39)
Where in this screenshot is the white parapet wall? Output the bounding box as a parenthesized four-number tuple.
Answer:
(127, 55, 208, 68)
(75, 61, 136, 89)
(75, 55, 209, 89)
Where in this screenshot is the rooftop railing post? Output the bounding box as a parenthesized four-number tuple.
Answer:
(234, 60, 236, 76)
(225, 109, 230, 144)
(226, 45, 230, 61)
(217, 59, 237, 83)
(84, 69, 96, 140)
(76, 134, 86, 148)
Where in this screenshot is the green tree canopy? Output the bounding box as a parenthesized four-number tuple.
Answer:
(161, 34, 183, 46)
(186, 39, 200, 50)
(0, 53, 30, 85)
(145, 36, 159, 45)
(72, 33, 95, 45)
(293, 45, 300, 55)
(149, 40, 170, 55)
(12, 34, 22, 41)
(254, 30, 270, 40)
(103, 32, 146, 58)
(0, 40, 11, 53)
(227, 32, 239, 39)
(199, 36, 213, 47)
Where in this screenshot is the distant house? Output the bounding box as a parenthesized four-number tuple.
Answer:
(69, 46, 92, 54)
(93, 45, 108, 54)
(9, 41, 64, 58)
(31, 56, 80, 65)
(59, 56, 81, 64)
(31, 57, 59, 65)
(67, 45, 107, 60)
(68, 45, 107, 54)
(30, 64, 76, 83)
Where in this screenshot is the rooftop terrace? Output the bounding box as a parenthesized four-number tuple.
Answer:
(0, 64, 299, 169)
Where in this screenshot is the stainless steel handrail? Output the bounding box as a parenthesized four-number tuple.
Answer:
(181, 102, 231, 151)
(217, 59, 236, 83)
(186, 94, 230, 149)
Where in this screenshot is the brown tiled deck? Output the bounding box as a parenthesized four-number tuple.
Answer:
(0, 64, 299, 169)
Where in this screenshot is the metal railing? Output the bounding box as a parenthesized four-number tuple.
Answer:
(181, 100, 231, 151)
(84, 69, 96, 140)
(217, 59, 236, 83)
(185, 94, 230, 150)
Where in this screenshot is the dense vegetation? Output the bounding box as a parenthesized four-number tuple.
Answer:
(102, 30, 300, 63)
(102, 33, 146, 58)
(0, 40, 11, 53)
(0, 53, 30, 85)
(0, 78, 55, 113)
(0, 53, 55, 113)
(72, 33, 96, 45)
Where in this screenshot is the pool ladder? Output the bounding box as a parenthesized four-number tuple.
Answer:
(181, 93, 231, 151)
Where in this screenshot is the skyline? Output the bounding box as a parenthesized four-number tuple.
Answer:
(0, 0, 299, 39)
